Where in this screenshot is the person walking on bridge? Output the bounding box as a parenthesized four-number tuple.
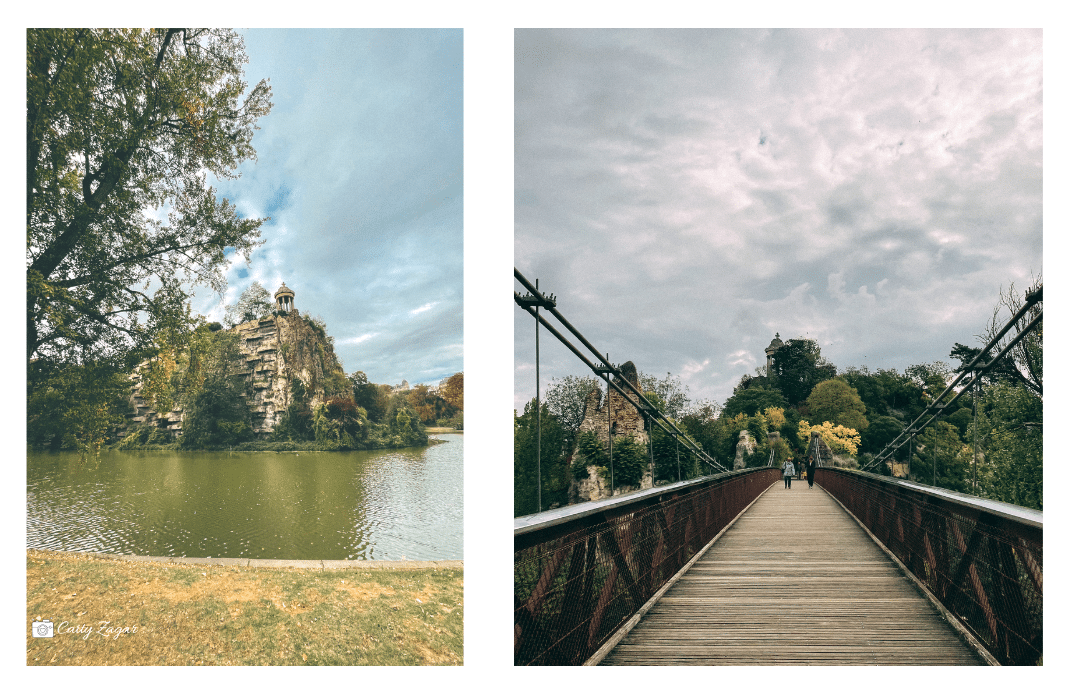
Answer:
(782, 457, 795, 489)
(806, 452, 817, 489)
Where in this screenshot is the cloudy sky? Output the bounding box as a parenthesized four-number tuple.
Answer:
(514, 29, 1042, 414)
(197, 29, 463, 388)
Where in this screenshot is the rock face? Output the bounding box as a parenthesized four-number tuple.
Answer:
(733, 430, 756, 470)
(233, 310, 344, 436)
(568, 361, 651, 503)
(125, 307, 346, 439)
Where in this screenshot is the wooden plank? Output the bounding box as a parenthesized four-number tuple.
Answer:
(600, 481, 983, 666)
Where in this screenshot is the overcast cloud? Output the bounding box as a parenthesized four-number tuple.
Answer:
(197, 29, 463, 388)
(514, 28, 1042, 414)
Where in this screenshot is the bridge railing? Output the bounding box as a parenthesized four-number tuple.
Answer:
(514, 468, 779, 665)
(817, 468, 1042, 665)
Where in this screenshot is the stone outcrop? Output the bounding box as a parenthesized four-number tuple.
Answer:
(123, 296, 346, 440)
(568, 361, 652, 503)
(232, 310, 344, 436)
(733, 430, 756, 470)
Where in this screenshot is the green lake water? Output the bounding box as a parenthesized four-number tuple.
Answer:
(27, 433, 463, 561)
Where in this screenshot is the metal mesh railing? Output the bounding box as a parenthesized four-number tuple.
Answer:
(514, 468, 778, 665)
(817, 468, 1042, 665)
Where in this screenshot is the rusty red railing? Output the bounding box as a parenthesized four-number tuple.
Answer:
(817, 468, 1042, 665)
(514, 468, 778, 665)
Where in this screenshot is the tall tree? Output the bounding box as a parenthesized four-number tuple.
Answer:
(27, 29, 272, 365)
(639, 372, 691, 419)
(910, 421, 968, 492)
(772, 338, 836, 406)
(806, 378, 869, 431)
(514, 399, 568, 516)
(722, 386, 788, 419)
(440, 372, 464, 411)
(224, 281, 273, 327)
(543, 374, 599, 451)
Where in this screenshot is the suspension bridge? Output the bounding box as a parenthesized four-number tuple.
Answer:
(514, 271, 1042, 665)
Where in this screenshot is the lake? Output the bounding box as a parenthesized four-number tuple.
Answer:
(26, 433, 463, 561)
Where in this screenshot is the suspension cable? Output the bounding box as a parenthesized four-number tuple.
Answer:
(515, 269, 727, 474)
(861, 285, 1042, 472)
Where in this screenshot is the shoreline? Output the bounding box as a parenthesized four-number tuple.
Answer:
(27, 548, 463, 570)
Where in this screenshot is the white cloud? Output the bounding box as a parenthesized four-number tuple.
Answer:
(516, 29, 1041, 411)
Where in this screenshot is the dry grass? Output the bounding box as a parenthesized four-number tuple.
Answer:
(26, 550, 463, 666)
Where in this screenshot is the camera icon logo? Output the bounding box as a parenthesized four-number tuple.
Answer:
(32, 620, 54, 638)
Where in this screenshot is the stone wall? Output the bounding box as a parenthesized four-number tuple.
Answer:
(568, 361, 651, 503)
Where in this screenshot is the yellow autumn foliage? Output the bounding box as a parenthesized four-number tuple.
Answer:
(797, 420, 861, 456)
(764, 406, 786, 431)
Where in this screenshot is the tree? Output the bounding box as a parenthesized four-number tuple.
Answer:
(406, 384, 438, 424)
(806, 378, 869, 431)
(224, 281, 273, 327)
(349, 371, 389, 422)
(910, 421, 968, 492)
(27, 359, 130, 457)
(639, 372, 691, 419)
(440, 372, 463, 411)
(722, 386, 788, 419)
(797, 420, 861, 457)
(386, 393, 428, 446)
(27, 29, 272, 365)
(514, 399, 569, 516)
(952, 276, 1042, 399)
(969, 381, 1042, 510)
(543, 374, 599, 451)
(861, 413, 904, 457)
(649, 421, 700, 484)
(772, 339, 836, 406)
(177, 327, 252, 448)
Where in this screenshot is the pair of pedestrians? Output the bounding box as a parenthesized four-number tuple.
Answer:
(781, 456, 817, 489)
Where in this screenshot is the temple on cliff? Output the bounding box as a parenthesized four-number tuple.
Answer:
(125, 283, 346, 439)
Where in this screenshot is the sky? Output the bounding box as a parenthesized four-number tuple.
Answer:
(514, 28, 1043, 415)
(197, 29, 463, 389)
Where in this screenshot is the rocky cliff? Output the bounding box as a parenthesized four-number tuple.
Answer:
(125, 308, 346, 439)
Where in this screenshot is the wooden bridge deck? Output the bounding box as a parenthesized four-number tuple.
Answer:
(600, 479, 983, 665)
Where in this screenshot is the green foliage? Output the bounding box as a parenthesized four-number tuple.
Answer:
(27, 360, 130, 458)
(312, 396, 369, 450)
(861, 413, 904, 457)
(387, 395, 428, 447)
(179, 376, 252, 448)
(225, 282, 274, 327)
(910, 421, 968, 492)
(571, 430, 603, 480)
(350, 371, 390, 423)
(649, 422, 700, 484)
(744, 444, 774, 468)
(172, 327, 252, 449)
(543, 375, 600, 452)
(27, 28, 271, 366)
(596, 436, 647, 488)
(772, 339, 836, 406)
(116, 425, 172, 449)
(640, 372, 691, 419)
(969, 381, 1042, 510)
(722, 386, 788, 419)
(514, 399, 569, 516)
(806, 378, 869, 431)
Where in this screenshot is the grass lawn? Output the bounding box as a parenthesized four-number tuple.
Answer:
(26, 550, 463, 666)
